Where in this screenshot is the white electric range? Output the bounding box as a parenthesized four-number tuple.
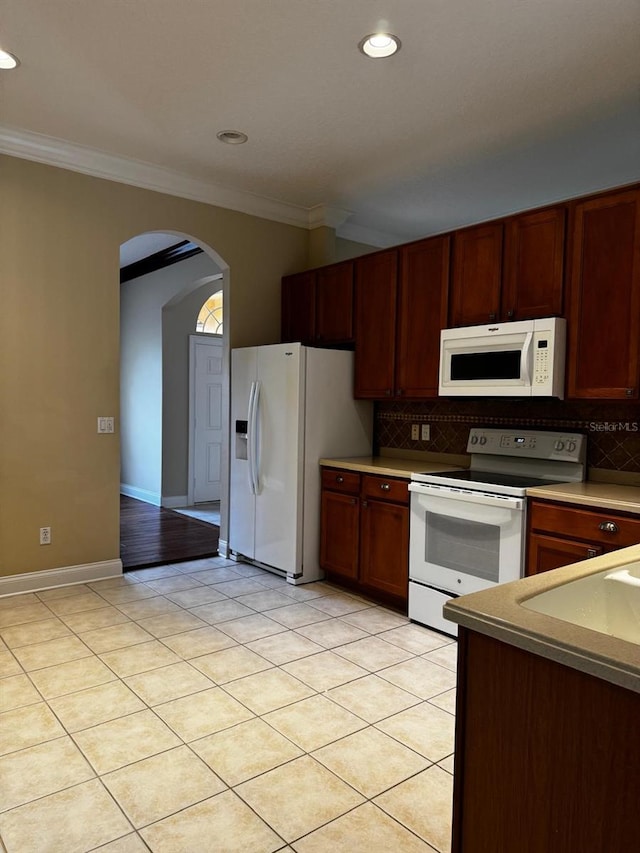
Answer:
(408, 427, 587, 636)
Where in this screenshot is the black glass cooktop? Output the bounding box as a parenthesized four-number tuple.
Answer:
(420, 469, 557, 488)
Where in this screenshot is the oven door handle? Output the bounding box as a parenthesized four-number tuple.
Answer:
(409, 483, 525, 512)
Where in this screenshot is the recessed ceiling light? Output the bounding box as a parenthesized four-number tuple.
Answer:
(0, 48, 20, 70)
(216, 130, 248, 145)
(358, 33, 401, 58)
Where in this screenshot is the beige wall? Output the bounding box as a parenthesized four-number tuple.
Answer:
(0, 155, 308, 578)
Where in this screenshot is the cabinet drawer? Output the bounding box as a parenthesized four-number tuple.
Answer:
(529, 501, 640, 548)
(321, 468, 360, 495)
(361, 474, 409, 504)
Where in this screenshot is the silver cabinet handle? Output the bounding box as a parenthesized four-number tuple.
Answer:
(380, 483, 391, 491)
(587, 548, 598, 557)
(599, 521, 619, 534)
(336, 475, 344, 484)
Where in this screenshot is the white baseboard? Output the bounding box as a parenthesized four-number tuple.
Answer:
(162, 495, 189, 509)
(0, 559, 123, 597)
(120, 484, 161, 506)
(218, 539, 229, 558)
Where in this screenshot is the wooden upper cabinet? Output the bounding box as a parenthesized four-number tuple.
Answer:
(396, 235, 451, 398)
(450, 223, 503, 326)
(567, 188, 640, 399)
(281, 270, 316, 344)
(502, 206, 565, 321)
(315, 261, 354, 344)
(354, 249, 399, 398)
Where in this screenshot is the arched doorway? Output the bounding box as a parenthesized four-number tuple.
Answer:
(119, 231, 230, 568)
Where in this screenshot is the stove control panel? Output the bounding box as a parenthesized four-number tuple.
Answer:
(467, 428, 586, 463)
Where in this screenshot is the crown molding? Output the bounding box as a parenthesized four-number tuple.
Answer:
(336, 220, 402, 249)
(0, 124, 314, 229)
(307, 203, 353, 230)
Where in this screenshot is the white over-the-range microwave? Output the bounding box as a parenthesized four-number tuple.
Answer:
(438, 316, 566, 398)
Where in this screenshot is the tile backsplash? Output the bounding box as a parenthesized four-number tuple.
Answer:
(375, 399, 640, 474)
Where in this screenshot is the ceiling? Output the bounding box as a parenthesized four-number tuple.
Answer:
(2, 1, 639, 247)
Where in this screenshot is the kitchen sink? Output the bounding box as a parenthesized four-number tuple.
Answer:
(522, 560, 640, 645)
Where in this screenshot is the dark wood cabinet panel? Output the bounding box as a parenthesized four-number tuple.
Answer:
(450, 223, 503, 327)
(526, 499, 640, 575)
(396, 235, 451, 398)
(320, 467, 409, 608)
(316, 261, 354, 344)
(567, 188, 640, 399)
(503, 206, 565, 321)
(452, 629, 640, 853)
(527, 533, 602, 575)
(319, 489, 359, 581)
(359, 498, 409, 601)
(281, 270, 316, 344)
(354, 249, 398, 398)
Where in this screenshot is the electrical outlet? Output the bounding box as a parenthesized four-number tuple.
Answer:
(39, 527, 51, 545)
(421, 423, 431, 441)
(97, 417, 115, 434)
(411, 424, 419, 440)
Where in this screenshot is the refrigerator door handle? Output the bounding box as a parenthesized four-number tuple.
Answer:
(247, 381, 257, 495)
(251, 380, 262, 494)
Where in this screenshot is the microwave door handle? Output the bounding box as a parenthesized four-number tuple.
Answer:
(521, 331, 533, 386)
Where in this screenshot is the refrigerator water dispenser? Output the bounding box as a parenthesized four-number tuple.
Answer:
(235, 420, 248, 459)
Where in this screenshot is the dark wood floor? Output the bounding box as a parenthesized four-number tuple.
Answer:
(120, 495, 219, 570)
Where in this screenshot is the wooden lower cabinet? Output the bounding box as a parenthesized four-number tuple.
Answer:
(527, 499, 640, 575)
(360, 497, 409, 601)
(320, 468, 409, 608)
(452, 629, 640, 853)
(319, 489, 359, 580)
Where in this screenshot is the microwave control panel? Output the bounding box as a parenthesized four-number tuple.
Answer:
(533, 336, 551, 385)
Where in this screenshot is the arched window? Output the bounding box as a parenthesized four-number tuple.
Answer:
(196, 291, 223, 335)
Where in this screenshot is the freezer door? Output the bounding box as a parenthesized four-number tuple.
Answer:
(229, 346, 257, 559)
(253, 343, 304, 574)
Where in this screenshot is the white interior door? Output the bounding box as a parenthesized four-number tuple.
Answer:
(192, 337, 223, 502)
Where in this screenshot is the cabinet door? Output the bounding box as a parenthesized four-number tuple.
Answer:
(396, 235, 451, 398)
(527, 533, 602, 576)
(281, 271, 316, 344)
(567, 188, 640, 399)
(359, 499, 409, 602)
(316, 261, 354, 344)
(503, 206, 565, 321)
(450, 223, 503, 327)
(320, 490, 360, 581)
(354, 249, 398, 398)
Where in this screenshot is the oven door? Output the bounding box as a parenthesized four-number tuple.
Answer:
(409, 483, 525, 595)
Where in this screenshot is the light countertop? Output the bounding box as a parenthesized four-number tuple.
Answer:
(444, 544, 640, 694)
(526, 481, 640, 514)
(319, 455, 465, 478)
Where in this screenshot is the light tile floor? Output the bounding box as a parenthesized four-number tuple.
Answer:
(0, 557, 457, 853)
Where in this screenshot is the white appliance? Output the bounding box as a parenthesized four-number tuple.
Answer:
(408, 427, 586, 636)
(229, 343, 372, 584)
(439, 317, 566, 398)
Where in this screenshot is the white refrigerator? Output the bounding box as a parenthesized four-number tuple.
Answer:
(229, 343, 372, 584)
